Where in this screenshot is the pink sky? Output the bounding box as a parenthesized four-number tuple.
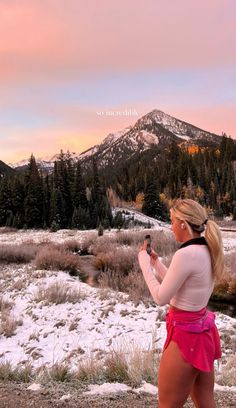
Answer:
(0, 0, 235, 163)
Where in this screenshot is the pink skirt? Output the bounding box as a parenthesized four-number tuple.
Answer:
(163, 307, 221, 372)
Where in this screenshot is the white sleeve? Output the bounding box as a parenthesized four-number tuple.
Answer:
(153, 258, 168, 281)
(138, 249, 191, 306)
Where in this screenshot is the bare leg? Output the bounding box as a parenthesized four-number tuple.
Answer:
(190, 370, 215, 408)
(158, 341, 198, 408)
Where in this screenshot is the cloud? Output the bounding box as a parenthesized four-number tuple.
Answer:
(0, 0, 235, 85)
(0, 1, 235, 162)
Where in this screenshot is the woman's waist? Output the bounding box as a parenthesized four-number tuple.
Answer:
(167, 306, 216, 333)
(168, 304, 207, 316)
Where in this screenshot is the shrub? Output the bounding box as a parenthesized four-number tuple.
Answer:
(0, 362, 32, 382)
(0, 227, 18, 234)
(0, 312, 23, 337)
(50, 221, 59, 232)
(63, 239, 81, 253)
(98, 223, 104, 236)
(90, 237, 117, 256)
(93, 247, 138, 276)
(34, 281, 85, 305)
(47, 363, 72, 382)
(98, 268, 151, 303)
(76, 357, 104, 383)
(0, 297, 13, 312)
(127, 346, 159, 386)
(93, 252, 113, 272)
(216, 354, 236, 387)
(35, 246, 80, 276)
(0, 244, 38, 264)
(76, 345, 160, 386)
(104, 351, 129, 383)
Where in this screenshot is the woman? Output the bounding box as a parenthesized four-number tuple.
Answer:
(138, 199, 224, 408)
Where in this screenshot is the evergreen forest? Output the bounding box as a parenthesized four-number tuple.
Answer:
(0, 136, 236, 230)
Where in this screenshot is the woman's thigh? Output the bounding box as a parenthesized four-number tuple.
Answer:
(191, 370, 215, 408)
(158, 341, 198, 408)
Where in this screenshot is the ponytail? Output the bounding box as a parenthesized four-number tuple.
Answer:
(204, 220, 225, 280)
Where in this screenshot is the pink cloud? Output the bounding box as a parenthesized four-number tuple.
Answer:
(0, 0, 235, 84)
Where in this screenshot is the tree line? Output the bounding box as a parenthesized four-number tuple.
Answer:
(101, 135, 236, 220)
(0, 152, 113, 230)
(0, 135, 236, 230)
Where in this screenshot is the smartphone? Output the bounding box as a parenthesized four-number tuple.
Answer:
(145, 234, 151, 255)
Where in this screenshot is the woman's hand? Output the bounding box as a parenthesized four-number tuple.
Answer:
(139, 242, 158, 265)
(150, 249, 158, 265)
(139, 241, 147, 252)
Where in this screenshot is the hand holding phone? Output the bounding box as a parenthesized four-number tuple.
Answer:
(145, 234, 151, 255)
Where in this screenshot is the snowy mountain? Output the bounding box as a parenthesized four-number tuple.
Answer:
(9, 110, 224, 172)
(77, 109, 223, 169)
(0, 160, 16, 177)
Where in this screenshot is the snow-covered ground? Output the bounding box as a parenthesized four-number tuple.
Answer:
(0, 220, 235, 395)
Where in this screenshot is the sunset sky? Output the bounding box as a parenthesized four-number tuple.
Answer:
(1, 0, 235, 164)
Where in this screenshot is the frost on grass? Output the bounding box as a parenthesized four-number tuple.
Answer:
(0, 228, 235, 392)
(34, 280, 86, 305)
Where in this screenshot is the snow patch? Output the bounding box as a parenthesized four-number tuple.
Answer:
(27, 383, 41, 391)
(84, 383, 132, 395)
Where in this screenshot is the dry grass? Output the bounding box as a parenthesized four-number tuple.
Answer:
(90, 230, 176, 257)
(0, 296, 13, 312)
(213, 265, 236, 297)
(46, 363, 72, 382)
(34, 281, 85, 305)
(98, 268, 151, 304)
(127, 346, 160, 386)
(104, 351, 129, 382)
(0, 312, 23, 337)
(90, 239, 117, 256)
(0, 361, 33, 382)
(62, 239, 81, 253)
(80, 232, 98, 254)
(217, 354, 236, 387)
(76, 345, 159, 386)
(34, 246, 80, 276)
(0, 243, 38, 264)
(76, 357, 104, 383)
(0, 227, 18, 234)
(93, 247, 138, 275)
(223, 251, 236, 295)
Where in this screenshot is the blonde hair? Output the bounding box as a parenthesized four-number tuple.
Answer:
(171, 199, 224, 280)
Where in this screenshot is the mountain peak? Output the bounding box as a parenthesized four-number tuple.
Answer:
(8, 109, 225, 172)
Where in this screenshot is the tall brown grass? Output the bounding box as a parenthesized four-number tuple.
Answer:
(0, 312, 23, 337)
(0, 244, 38, 263)
(35, 246, 80, 276)
(34, 281, 85, 305)
(0, 361, 33, 382)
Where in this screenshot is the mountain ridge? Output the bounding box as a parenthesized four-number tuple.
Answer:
(6, 109, 229, 172)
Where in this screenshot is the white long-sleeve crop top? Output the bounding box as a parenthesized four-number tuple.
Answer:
(138, 241, 214, 311)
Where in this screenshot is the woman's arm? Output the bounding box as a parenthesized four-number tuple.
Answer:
(152, 257, 168, 281)
(138, 249, 191, 305)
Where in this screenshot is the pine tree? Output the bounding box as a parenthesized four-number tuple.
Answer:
(50, 187, 66, 228)
(24, 155, 44, 228)
(12, 176, 25, 228)
(89, 159, 113, 228)
(73, 162, 88, 209)
(142, 177, 167, 220)
(71, 206, 90, 229)
(0, 177, 12, 226)
(56, 151, 73, 227)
